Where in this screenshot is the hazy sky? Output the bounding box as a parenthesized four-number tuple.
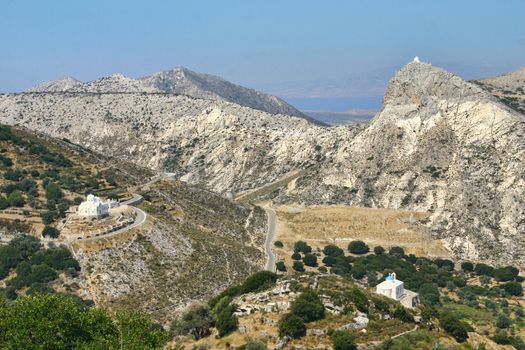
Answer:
(1, 0, 524, 97)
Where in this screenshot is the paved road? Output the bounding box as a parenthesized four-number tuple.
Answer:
(120, 194, 143, 206)
(263, 207, 277, 272)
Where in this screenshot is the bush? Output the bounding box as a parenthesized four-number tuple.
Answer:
(492, 331, 512, 345)
(348, 240, 369, 255)
(274, 240, 283, 248)
(303, 253, 318, 267)
(323, 256, 336, 267)
(332, 330, 357, 350)
(393, 306, 414, 323)
(171, 304, 213, 340)
(461, 262, 474, 272)
(502, 282, 523, 296)
(276, 261, 286, 272)
(278, 313, 306, 339)
(323, 244, 344, 257)
(351, 266, 366, 280)
(439, 312, 469, 343)
(291, 252, 301, 260)
(419, 283, 441, 306)
(293, 261, 305, 272)
(41, 211, 56, 225)
(239, 340, 267, 350)
(294, 241, 312, 254)
(494, 266, 519, 282)
(7, 191, 25, 207)
(45, 183, 64, 201)
(435, 259, 454, 271)
(42, 226, 60, 238)
(496, 313, 511, 329)
(0, 196, 8, 210)
(474, 263, 494, 276)
(4, 169, 23, 181)
(215, 303, 237, 337)
(388, 246, 405, 258)
(0, 293, 168, 349)
(241, 271, 277, 294)
(290, 289, 325, 322)
(373, 246, 385, 255)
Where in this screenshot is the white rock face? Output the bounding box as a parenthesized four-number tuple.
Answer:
(475, 66, 525, 114)
(3, 61, 525, 266)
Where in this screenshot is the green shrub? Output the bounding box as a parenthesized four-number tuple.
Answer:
(290, 289, 325, 322)
(171, 304, 213, 340)
(474, 263, 494, 276)
(238, 340, 267, 350)
(323, 256, 336, 267)
(388, 246, 405, 258)
(42, 226, 60, 238)
(241, 271, 277, 294)
(502, 282, 523, 296)
(45, 183, 64, 201)
(494, 266, 519, 282)
(393, 306, 414, 323)
(276, 261, 286, 272)
(438, 312, 469, 343)
(373, 246, 385, 255)
(303, 253, 318, 267)
(294, 241, 312, 254)
(332, 330, 357, 350)
(351, 266, 366, 280)
(293, 261, 305, 272)
(7, 191, 25, 207)
(0, 293, 168, 349)
(278, 313, 306, 339)
(419, 283, 440, 305)
(291, 252, 301, 260)
(323, 244, 344, 257)
(274, 240, 283, 248)
(496, 313, 511, 329)
(348, 240, 369, 255)
(215, 304, 237, 337)
(461, 261, 474, 272)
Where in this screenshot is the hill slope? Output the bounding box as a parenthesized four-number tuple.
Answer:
(474, 67, 525, 114)
(0, 124, 266, 324)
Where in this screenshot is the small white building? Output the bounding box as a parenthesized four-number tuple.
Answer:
(77, 194, 110, 218)
(376, 273, 420, 309)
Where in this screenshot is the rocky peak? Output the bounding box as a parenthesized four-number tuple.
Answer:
(28, 76, 82, 92)
(383, 60, 486, 108)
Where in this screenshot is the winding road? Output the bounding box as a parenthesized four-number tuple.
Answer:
(263, 207, 277, 272)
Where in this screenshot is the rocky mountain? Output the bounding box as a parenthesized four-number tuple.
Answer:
(26, 66, 309, 120)
(284, 60, 525, 266)
(3, 60, 525, 266)
(28, 76, 82, 92)
(140, 66, 308, 119)
(474, 67, 525, 114)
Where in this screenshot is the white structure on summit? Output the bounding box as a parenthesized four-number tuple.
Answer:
(376, 272, 420, 309)
(413, 56, 420, 63)
(77, 194, 112, 218)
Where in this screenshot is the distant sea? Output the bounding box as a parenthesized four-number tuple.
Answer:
(283, 96, 382, 112)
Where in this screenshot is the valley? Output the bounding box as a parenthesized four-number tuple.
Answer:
(0, 60, 524, 350)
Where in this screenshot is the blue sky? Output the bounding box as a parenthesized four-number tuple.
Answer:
(1, 0, 524, 101)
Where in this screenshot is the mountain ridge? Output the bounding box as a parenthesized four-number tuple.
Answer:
(26, 66, 310, 120)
